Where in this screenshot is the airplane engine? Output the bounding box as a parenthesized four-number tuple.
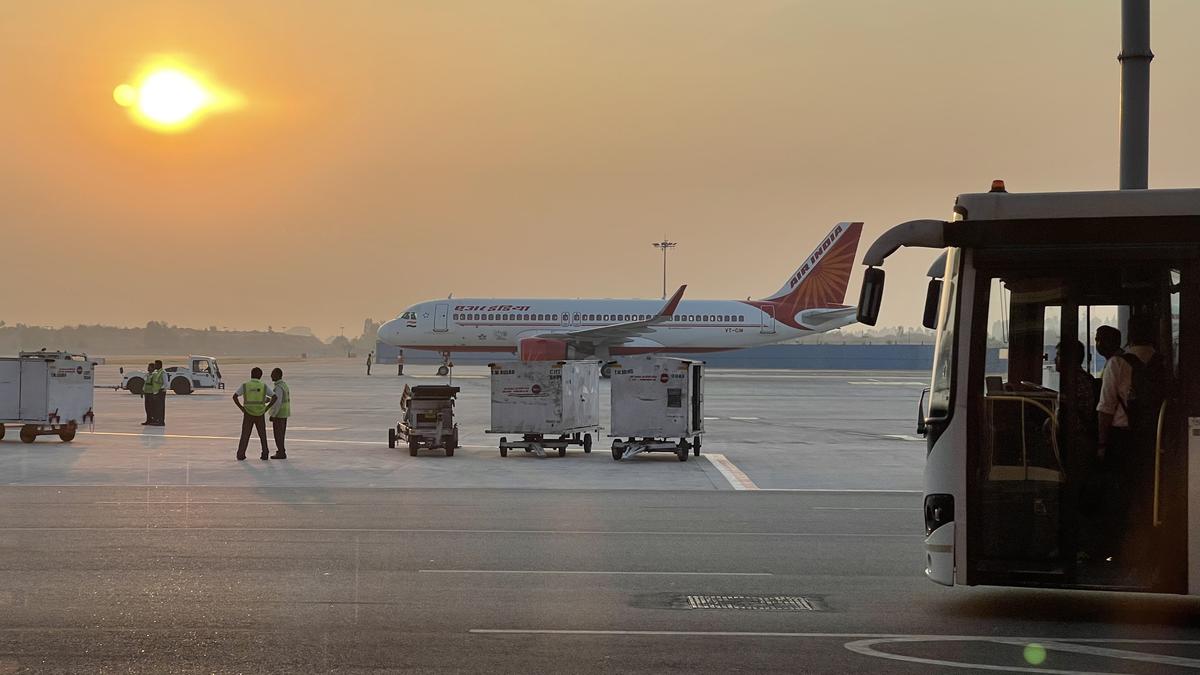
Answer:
(518, 337, 569, 361)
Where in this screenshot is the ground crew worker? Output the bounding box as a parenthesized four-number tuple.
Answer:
(233, 367, 274, 461)
(268, 367, 290, 459)
(140, 362, 155, 425)
(366, 351, 373, 376)
(397, 350, 404, 376)
(151, 359, 166, 426)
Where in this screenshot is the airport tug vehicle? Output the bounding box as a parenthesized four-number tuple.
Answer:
(608, 356, 704, 461)
(487, 361, 600, 458)
(389, 385, 460, 456)
(857, 184, 1200, 595)
(0, 352, 96, 443)
(121, 355, 224, 395)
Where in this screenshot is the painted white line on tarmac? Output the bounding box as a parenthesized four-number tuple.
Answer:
(844, 635, 1200, 673)
(812, 507, 919, 511)
(421, 569, 771, 576)
(883, 434, 925, 442)
(727, 416, 760, 421)
(0, 526, 917, 538)
(848, 381, 927, 386)
(705, 453, 759, 490)
(80, 430, 494, 449)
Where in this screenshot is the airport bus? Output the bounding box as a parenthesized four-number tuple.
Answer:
(856, 184, 1200, 594)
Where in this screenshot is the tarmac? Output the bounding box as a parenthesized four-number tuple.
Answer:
(1, 360, 930, 491)
(3, 360, 1198, 673)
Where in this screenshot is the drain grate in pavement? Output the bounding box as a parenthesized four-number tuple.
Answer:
(686, 595, 820, 611)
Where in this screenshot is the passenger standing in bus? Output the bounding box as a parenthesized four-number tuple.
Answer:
(1095, 318, 1165, 572)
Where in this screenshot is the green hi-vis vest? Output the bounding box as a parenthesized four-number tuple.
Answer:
(146, 369, 164, 394)
(242, 379, 268, 416)
(273, 380, 291, 418)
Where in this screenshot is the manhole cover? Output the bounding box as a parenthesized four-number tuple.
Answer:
(686, 595, 821, 611)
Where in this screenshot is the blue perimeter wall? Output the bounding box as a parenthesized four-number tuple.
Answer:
(378, 341, 1009, 372)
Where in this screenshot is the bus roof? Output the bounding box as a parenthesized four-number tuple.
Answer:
(954, 188, 1200, 221)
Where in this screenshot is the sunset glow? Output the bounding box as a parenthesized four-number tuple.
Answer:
(113, 60, 242, 133)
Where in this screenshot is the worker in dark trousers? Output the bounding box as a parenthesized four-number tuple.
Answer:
(152, 360, 166, 426)
(232, 367, 274, 461)
(366, 351, 373, 376)
(397, 350, 404, 376)
(141, 362, 155, 425)
(268, 367, 290, 459)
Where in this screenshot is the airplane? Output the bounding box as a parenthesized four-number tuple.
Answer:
(378, 222, 863, 376)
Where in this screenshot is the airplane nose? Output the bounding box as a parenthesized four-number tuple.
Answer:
(378, 319, 402, 345)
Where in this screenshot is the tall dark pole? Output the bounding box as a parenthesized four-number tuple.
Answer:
(652, 239, 677, 300)
(1119, 0, 1152, 190)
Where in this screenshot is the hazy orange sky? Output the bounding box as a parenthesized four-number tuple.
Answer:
(2, 1, 1199, 337)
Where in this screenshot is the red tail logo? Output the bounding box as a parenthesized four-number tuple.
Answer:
(761, 222, 863, 314)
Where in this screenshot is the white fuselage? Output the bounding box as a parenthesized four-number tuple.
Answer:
(378, 297, 842, 356)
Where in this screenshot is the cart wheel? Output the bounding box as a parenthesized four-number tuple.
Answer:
(127, 377, 144, 395)
(694, 444, 700, 457)
(500, 437, 508, 457)
(437, 365, 449, 376)
(677, 446, 688, 462)
(409, 438, 419, 457)
(0, 425, 5, 441)
(59, 422, 77, 443)
(558, 446, 566, 458)
(388, 428, 396, 449)
(446, 447, 454, 457)
(20, 425, 37, 444)
(583, 433, 592, 453)
(611, 445, 622, 461)
(694, 436, 702, 451)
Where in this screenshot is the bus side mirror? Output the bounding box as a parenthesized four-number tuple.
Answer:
(857, 267, 885, 326)
(922, 278, 943, 330)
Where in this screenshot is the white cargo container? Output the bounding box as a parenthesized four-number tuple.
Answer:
(487, 360, 600, 457)
(0, 352, 96, 443)
(609, 356, 704, 461)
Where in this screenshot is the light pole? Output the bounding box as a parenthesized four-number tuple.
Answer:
(651, 238, 677, 300)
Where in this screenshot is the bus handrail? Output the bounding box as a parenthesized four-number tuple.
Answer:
(983, 394, 1062, 479)
(1153, 398, 1168, 527)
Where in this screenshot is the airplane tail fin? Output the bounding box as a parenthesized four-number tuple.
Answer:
(761, 222, 863, 312)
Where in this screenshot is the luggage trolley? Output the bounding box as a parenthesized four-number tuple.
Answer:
(388, 384, 460, 456)
(608, 357, 704, 462)
(486, 360, 601, 458)
(0, 352, 97, 443)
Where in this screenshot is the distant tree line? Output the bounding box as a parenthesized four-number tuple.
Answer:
(0, 321, 381, 358)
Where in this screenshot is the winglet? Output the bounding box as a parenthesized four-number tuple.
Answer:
(658, 284, 687, 317)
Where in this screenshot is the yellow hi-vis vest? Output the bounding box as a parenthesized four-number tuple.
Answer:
(149, 369, 165, 394)
(242, 379, 268, 416)
(273, 380, 291, 418)
(143, 369, 162, 395)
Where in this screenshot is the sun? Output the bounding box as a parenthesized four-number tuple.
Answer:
(113, 59, 242, 133)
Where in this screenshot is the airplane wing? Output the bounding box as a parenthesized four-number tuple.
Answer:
(534, 285, 686, 348)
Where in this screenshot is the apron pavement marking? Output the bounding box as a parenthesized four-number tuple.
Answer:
(705, 453, 759, 490)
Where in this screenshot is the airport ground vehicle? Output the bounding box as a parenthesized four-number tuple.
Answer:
(488, 361, 599, 458)
(857, 185, 1200, 594)
(389, 385, 460, 456)
(0, 352, 96, 443)
(121, 356, 224, 395)
(609, 356, 704, 461)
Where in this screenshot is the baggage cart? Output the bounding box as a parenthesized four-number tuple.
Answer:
(388, 385, 459, 456)
(487, 361, 600, 458)
(0, 352, 96, 443)
(609, 356, 704, 461)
